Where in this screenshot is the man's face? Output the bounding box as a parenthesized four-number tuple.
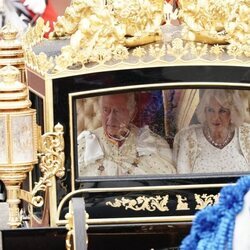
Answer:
(101, 94, 133, 138)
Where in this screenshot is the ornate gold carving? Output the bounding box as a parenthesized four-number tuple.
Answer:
(107, 0, 163, 47)
(23, 18, 50, 47)
(167, 38, 189, 58)
(210, 45, 225, 57)
(195, 193, 219, 210)
(25, 49, 54, 76)
(132, 47, 147, 58)
(176, 195, 190, 211)
(31, 123, 65, 207)
(106, 195, 169, 212)
(22, 1, 250, 75)
(179, 0, 250, 47)
(149, 44, 166, 58)
(189, 43, 208, 57)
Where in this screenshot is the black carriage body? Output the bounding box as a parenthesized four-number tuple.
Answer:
(25, 37, 250, 250)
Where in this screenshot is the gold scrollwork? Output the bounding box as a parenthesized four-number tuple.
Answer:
(195, 193, 219, 210)
(31, 123, 65, 206)
(106, 195, 169, 212)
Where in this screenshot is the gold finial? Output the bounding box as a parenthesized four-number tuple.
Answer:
(0, 65, 30, 109)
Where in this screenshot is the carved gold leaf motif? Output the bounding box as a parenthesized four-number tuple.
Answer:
(31, 123, 65, 206)
(195, 193, 219, 210)
(23, 0, 250, 75)
(106, 195, 169, 212)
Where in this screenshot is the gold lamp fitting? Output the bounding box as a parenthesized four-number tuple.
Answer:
(0, 65, 37, 228)
(1, 24, 18, 41)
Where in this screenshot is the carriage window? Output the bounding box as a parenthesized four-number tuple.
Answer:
(75, 88, 250, 177)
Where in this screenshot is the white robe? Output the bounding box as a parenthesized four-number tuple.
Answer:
(78, 125, 176, 177)
(173, 123, 250, 174)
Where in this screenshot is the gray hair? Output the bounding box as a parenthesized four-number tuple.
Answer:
(196, 89, 245, 127)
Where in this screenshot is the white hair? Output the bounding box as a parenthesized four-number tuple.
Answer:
(196, 89, 245, 127)
(99, 92, 136, 118)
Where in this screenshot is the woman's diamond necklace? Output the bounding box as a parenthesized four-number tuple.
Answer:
(204, 126, 234, 149)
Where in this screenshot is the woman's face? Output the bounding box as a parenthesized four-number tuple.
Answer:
(205, 97, 231, 133)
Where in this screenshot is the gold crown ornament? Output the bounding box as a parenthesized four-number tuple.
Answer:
(23, 0, 249, 76)
(1, 24, 19, 41)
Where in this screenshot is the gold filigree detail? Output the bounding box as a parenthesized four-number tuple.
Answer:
(149, 44, 166, 58)
(112, 45, 129, 61)
(195, 193, 219, 210)
(23, 18, 50, 48)
(242, 45, 250, 57)
(89, 48, 113, 64)
(189, 43, 208, 57)
(31, 123, 65, 207)
(167, 38, 189, 58)
(25, 49, 54, 76)
(210, 45, 225, 57)
(227, 44, 244, 58)
(36, 52, 54, 75)
(132, 47, 147, 58)
(176, 195, 190, 211)
(106, 195, 169, 212)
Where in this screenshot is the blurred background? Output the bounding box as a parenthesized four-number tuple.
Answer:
(53, 0, 70, 16)
(0, 0, 71, 33)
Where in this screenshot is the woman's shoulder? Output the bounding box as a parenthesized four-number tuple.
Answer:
(239, 123, 250, 137)
(240, 123, 250, 130)
(174, 124, 202, 146)
(177, 124, 203, 136)
(238, 123, 250, 158)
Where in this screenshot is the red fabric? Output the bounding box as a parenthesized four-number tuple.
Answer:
(41, 1, 57, 23)
(20, 0, 57, 32)
(40, 0, 58, 36)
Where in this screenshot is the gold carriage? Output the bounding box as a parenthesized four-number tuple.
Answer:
(0, 1, 249, 250)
